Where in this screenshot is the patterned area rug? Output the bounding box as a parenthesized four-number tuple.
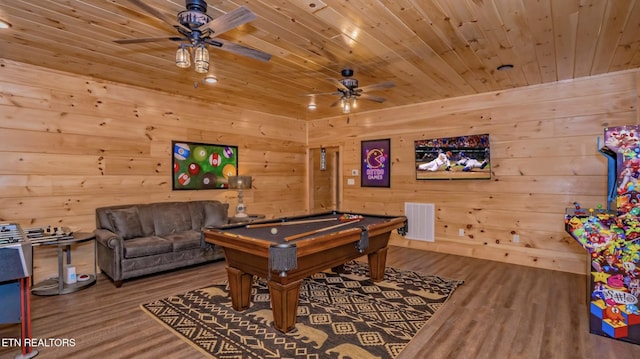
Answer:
(141, 261, 463, 359)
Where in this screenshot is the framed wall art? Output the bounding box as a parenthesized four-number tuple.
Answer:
(172, 141, 238, 190)
(414, 133, 490, 180)
(361, 138, 391, 187)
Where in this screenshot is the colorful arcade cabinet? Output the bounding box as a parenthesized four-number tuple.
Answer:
(565, 125, 640, 345)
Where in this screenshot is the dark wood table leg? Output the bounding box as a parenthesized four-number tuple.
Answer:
(368, 246, 389, 282)
(268, 279, 303, 333)
(226, 266, 253, 311)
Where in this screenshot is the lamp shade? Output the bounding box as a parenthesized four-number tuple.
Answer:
(228, 176, 252, 190)
(175, 47, 191, 68)
(194, 45, 209, 73)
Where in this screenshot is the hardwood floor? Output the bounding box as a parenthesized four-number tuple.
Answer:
(1, 246, 640, 359)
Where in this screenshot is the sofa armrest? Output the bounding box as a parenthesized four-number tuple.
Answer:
(95, 228, 125, 285)
(95, 228, 122, 249)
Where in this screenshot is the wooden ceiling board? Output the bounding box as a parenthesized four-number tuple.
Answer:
(609, 2, 640, 72)
(0, 0, 639, 119)
(590, 0, 637, 75)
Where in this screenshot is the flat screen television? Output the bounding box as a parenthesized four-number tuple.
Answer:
(172, 141, 238, 190)
(415, 134, 491, 180)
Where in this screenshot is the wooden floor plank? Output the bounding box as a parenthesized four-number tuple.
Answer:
(2, 246, 640, 358)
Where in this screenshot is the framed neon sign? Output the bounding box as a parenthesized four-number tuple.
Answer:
(361, 138, 391, 188)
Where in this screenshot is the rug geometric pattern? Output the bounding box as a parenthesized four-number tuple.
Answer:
(141, 261, 463, 359)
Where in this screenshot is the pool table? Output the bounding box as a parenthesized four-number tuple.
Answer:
(204, 211, 407, 333)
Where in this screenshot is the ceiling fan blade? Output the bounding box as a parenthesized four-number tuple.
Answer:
(199, 6, 257, 37)
(125, 0, 183, 30)
(114, 36, 185, 44)
(305, 91, 341, 96)
(358, 81, 395, 92)
(205, 38, 272, 62)
(359, 94, 387, 103)
(328, 78, 349, 91)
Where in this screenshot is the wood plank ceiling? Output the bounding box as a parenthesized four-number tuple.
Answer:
(0, 0, 639, 120)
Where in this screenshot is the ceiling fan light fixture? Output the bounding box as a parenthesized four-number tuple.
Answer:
(194, 45, 209, 73)
(175, 47, 191, 68)
(308, 103, 317, 110)
(342, 98, 351, 113)
(203, 74, 218, 84)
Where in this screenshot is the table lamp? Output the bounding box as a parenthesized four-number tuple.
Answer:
(228, 175, 252, 217)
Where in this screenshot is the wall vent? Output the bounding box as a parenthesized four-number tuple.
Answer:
(404, 202, 435, 242)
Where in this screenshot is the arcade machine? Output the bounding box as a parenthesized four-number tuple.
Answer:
(0, 223, 38, 358)
(565, 125, 640, 345)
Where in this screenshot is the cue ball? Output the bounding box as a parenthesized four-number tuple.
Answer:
(270, 227, 278, 235)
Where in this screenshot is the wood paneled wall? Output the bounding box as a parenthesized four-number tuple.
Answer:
(2, 58, 639, 277)
(0, 59, 307, 278)
(308, 69, 640, 275)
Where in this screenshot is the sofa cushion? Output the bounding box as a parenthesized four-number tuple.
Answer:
(136, 204, 157, 237)
(106, 207, 145, 240)
(188, 202, 206, 230)
(152, 202, 192, 236)
(164, 231, 202, 251)
(204, 201, 229, 228)
(123, 236, 173, 259)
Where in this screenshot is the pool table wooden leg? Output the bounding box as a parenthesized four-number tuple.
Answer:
(368, 246, 389, 282)
(226, 266, 253, 311)
(268, 279, 303, 333)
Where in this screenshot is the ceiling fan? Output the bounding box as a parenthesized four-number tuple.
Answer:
(309, 69, 395, 113)
(114, 0, 272, 74)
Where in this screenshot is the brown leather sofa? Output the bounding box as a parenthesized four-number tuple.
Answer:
(95, 200, 228, 287)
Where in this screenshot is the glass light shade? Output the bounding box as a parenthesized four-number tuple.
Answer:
(175, 47, 191, 68)
(203, 75, 218, 84)
(228, 176, 252, 189)
(342, 100, 351, 113)
(194, 45, 209, 73)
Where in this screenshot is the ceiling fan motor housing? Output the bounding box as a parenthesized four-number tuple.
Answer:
(178, 0, 212, 29)
(186, 0, 207, 13)
(339, 68, 358, 92)
(341, 68, 354, 77)
(339, 78, 359, 90)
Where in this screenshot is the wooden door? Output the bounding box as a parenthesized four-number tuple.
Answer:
(309, 147, 340, 212)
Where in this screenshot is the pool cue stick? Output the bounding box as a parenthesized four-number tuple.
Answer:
(246, 218, 337, 228)
(284, 218, 363, 241)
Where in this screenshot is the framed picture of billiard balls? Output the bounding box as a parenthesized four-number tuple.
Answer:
(172, 141, 238, 190)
